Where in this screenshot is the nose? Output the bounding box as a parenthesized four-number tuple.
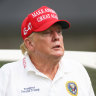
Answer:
(52, 31, 60, 41)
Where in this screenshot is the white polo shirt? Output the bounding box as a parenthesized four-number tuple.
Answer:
(0, 54, 95, 96)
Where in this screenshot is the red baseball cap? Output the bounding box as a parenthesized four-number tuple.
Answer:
(21, 6, 70, 40)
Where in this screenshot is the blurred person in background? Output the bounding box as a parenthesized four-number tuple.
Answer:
(0, 6, 95, 96)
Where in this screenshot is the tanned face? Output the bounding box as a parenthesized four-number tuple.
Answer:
(25, 23, 64, 60)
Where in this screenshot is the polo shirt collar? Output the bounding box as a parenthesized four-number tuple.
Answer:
(23, 54, 50, 78)
(23, 54, 38, 72)
(23, 54, 72, 78)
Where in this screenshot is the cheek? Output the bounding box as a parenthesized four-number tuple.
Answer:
(34, 38, 51, 50)
(61, 38, 64, 50)
(40, 37, 51, 45)
(61, 36, 64, 45)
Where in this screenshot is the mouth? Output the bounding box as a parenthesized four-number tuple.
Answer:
(52, 45, 61, 49)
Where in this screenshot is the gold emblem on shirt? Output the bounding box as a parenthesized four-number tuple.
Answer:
(66, 81, 78, 96)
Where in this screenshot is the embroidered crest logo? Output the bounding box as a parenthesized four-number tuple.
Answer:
(66, 81, 78, 96)
(23, 22, 32, 35)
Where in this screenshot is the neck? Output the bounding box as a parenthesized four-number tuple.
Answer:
(29, 54, 62, 80)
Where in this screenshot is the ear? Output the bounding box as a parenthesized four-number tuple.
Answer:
(24, 38, 34, 51)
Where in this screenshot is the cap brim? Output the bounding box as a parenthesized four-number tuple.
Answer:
(57, 20, 70, 29)
(33, 19, 70, 32)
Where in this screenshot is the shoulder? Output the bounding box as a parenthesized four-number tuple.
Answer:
(0, 59, 23, 73)
(0, 59, 24, 85)
(60, 56, 92, 85)
(61, 56, 84, 68)
(60, 56, 89, 76)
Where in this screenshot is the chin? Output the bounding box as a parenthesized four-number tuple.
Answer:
(53, 52, 64, 57)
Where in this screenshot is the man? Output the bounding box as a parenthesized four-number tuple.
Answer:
(0, 6, 95, 96)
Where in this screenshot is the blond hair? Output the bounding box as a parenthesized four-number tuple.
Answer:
(20, 42, 27, 55)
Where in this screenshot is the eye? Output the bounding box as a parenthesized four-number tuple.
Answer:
(42, 30, 52, 35)
(57, 30, 62, 35)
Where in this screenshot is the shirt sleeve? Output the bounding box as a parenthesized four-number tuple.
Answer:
(86, 71, 95, 96)
(89, 82, 95, 96)
(0, 66, 9, 96)
(79, 64, 95, 96)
